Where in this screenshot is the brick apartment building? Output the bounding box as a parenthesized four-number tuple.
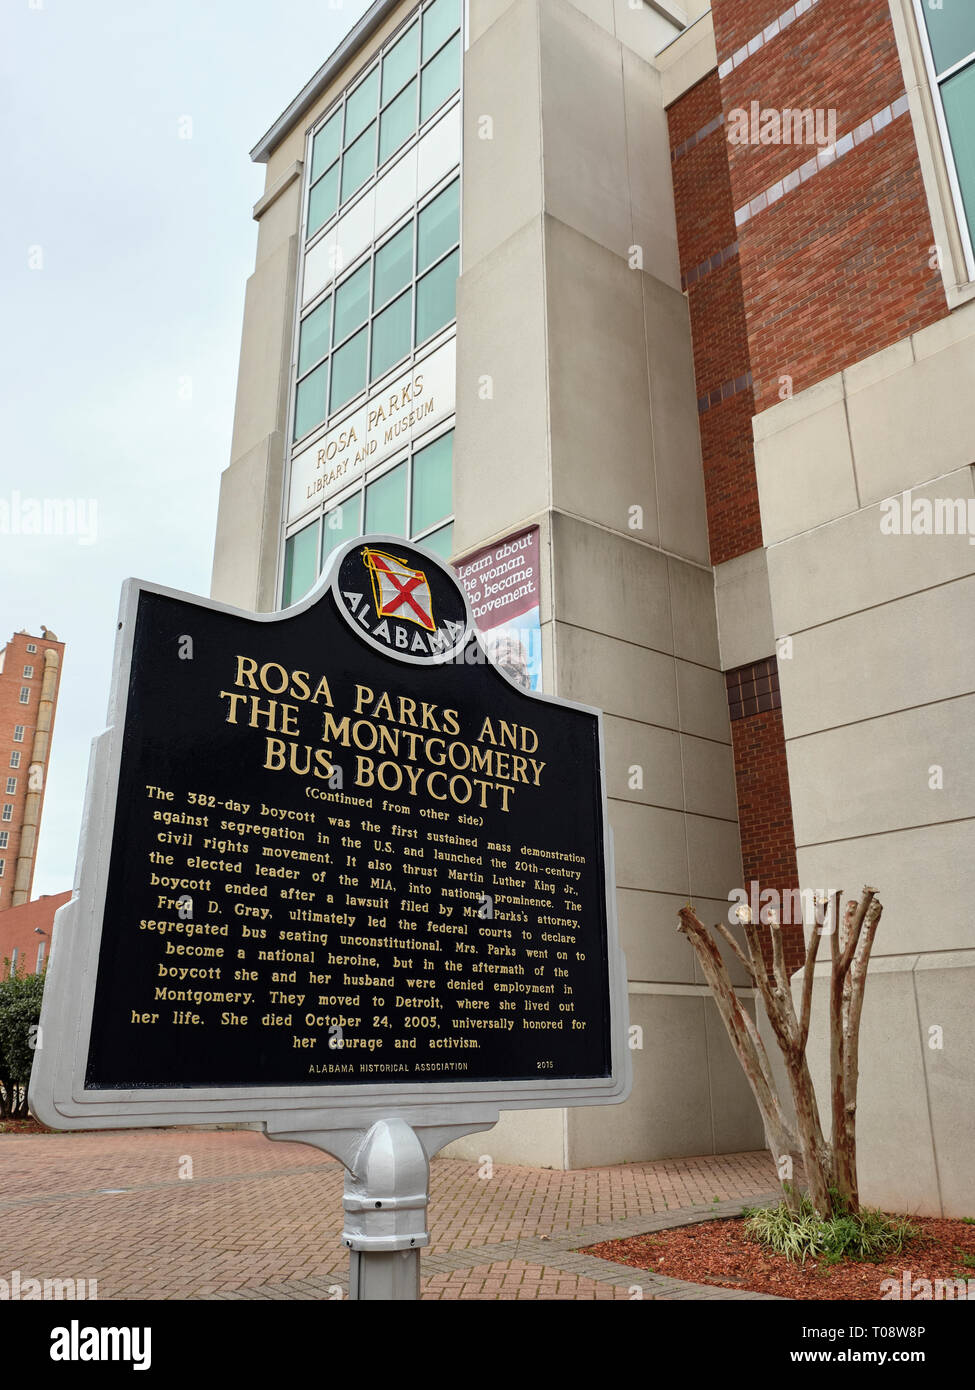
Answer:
(0, 629, 64, 912)
(210, 0, 974, 1210)
(0, 890, 71, 978)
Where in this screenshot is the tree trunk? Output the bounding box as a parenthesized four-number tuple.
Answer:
(677, 907, 801, 1208)
(678, 886, 882, 1221)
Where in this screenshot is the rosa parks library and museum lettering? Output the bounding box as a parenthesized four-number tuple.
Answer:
(114, 653, 604, 1084)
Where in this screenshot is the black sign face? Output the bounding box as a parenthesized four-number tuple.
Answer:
(83, 537, 613, 1091)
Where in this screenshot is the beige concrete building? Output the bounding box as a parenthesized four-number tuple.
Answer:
(212, 0, 974, 1205)
(212, 0, 762, 1170)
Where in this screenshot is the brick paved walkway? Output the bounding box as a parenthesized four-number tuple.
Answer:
(0, 1129, 782, 1300)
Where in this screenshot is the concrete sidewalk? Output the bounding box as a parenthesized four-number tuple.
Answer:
(0, 1130, 781, 1299)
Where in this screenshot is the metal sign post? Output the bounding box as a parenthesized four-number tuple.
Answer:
(31, 534, 631, 1300)
(268, 1115, 496, 1300)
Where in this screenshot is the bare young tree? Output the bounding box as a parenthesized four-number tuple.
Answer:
(677, 887, 883, 1218)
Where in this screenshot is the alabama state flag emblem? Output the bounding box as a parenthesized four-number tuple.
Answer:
(361, 547, 436, 632)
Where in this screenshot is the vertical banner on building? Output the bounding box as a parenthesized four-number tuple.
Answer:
(455, 527, 542, 692)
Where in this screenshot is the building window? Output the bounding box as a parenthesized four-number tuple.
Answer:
(294, 176, 460, 442)
(36, 941, 46, 972)
(9, 752, 20, 768)
(5, 778, 15, 795)
(1, 806, 11, 823)
(23, 666, 34, 679)
(305, 0, 461, 240)
(282, 427, 454, 606)
(914, 1, 975, 276)
(0, 864, 6, 882)
(282, 521, 321, 609)
(26, 643, 36, 653)
(12, 727, 24, 743)
(0, 832, 7, 849)
(19, 688, 30, 704)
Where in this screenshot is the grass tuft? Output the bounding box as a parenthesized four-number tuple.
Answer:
(741, 1195, 917, 1266)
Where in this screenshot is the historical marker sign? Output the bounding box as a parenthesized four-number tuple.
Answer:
(31, 535, 629, 1131)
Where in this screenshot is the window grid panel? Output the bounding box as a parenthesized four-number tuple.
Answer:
(5, 778, 15, 794)
(415, 520, 453, 561)
(310, 112, 341, 181)
(9, 753, 20, 768)
(332, 261, 373, 351)
(19, 688, 29, 704)
(2, 806, 12, 822)
(422, 0, 461, 63)
(0, 832, 7, 849)
(282, 519, 321, 608)
(410, 430, 453, 534)
(329, 327, 370, 416)
(286, 0, 461, 604)
(308, 162, 339, 236)
(420, 31, 461, 127)
(293, 178, 459, 445)
(293, 360, 330, 441)
(344, 67, 380, 147)
(297, 295, 332, 377)
(382, 21, 419, 105)
(300, 170, 459, 328)
(379, 79, 419, 168)
(941, 61, 975, 247)
(373, 222, 415, 312)
(913, 0, 975, 279)
(417, 179, 461, 274)
(23, 666, 33, 679)
(13, 727, 24, 743)
(313, 426, 454, 584)
(303, 0, 461, 247)
(918, 3, 975, 77)
(415, 247, 459, 346)
(370, 289, 414, 383)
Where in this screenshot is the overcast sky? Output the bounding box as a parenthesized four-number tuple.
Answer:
(1, 0, 372, 898)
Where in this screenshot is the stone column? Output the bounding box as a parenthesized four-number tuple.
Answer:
(448, 0, 762, 1166)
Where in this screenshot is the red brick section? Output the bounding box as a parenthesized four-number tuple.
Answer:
(712, 0, 946, 411)
(669, 73, 761, 566)
(0, 631, 65, 911)
(0, 890, 70, 977)
(697, 379, 762, 566)
(670, 73, 733, 273)
(667, 0, 950, 959)
(667, 0, 950, 558)
(727, 660, 803, 976)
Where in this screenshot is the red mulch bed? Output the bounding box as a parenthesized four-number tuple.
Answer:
(584, 1214, 975, 1300)
(0, 1117, 54, 1135)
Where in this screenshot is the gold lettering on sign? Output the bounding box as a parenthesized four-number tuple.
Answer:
(306, 369, 436, 501)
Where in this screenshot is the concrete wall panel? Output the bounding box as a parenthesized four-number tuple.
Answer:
(787, 697, 975, 847)
(767, 468, 975, 638)
(462, 0, 543, 271)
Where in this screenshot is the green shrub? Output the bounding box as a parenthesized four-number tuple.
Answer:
(742, 1194, 917, 1266)
(0, 965, 45, 1119)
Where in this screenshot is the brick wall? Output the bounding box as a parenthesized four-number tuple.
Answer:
(668, 0, 949, 565)
(666, 0, 951, 954)
(669, 73, 760, 567)
(0, 890, 71, 977)
(726, 660, 804, 975)
(712, 0, 946, 411)
(0, 632, 64, 911)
